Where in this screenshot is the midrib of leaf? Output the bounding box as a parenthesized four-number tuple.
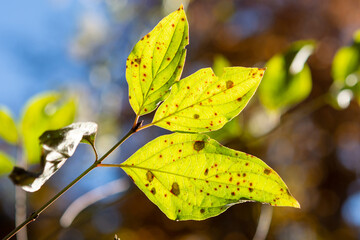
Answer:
(137, 13, 185, 114)
(120, 138, 285, 187)
(120, 164, 283, 201)
(151, 76, 255, 126)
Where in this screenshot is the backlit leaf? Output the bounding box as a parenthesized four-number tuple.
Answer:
(152, 67, 264, 133)
(9, 122, 97, 192)
(212, 54, 231, 77)
(21, 92, 77, 164)
(332, 30, 360, 84)
(259, 40, 315, 112)
(121, 133, 299, 221)
(126, 5, 189, 116)
(0, 151, 14, 175)
(0, 107, 18, 144)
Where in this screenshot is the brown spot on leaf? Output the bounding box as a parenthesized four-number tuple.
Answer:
(167, 57, 171, 61)
(194, 141, 205, 151)
(226, 81, 234, 89)
(264, 169, 271, 175)
(150, 187, 156, 195)
(146, 171, 154, 182)
(237, 97, 242, 102)
(194, 114, 200, 119)
(249, 188, 254, 192)
(204, 168, 209, 176)
(231, 192, 235, 196)
(200, 209, 205, 213)
(171, 182, 180, 196)
(166, 122, 171, 126)
(243, 173, 246, 177)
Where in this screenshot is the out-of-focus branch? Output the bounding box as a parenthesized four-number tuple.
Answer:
(60, 178, 130, 227)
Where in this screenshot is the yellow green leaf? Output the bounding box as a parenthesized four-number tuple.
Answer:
(0, 151, 14, 175)
(0, 107, 18, 144)
(126, 5, 189, 116)
(21, 92, 77, 164)
(151, 67, 264, 132)
(259, 40, 315, 112)
(121, 133, 299, 221)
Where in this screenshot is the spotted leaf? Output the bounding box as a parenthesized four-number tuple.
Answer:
(120, 133, 299, 221)
(126, 5, 189, 116)
(151, 67, 264, 132)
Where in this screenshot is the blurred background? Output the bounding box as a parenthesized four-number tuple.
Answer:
(1, 0, 360, 239)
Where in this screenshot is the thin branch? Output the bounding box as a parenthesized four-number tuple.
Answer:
(253, 205, 274, 240)
(2, 125, 139, 240)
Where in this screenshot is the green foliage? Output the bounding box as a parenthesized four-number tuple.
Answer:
(21, 92, 77, 164)
(0, 107, 18, 145)
(10, 122, 97, 192)
(0, 152, 14, 175)
(126, 5, 188, 116)
(153, 67, 264, 132)
(332, 30, 360, 83)
(213, 54, 231, 77)
(121, 133, 299, 220)
(331, 30, 360, 106)
(7, 5, 299, 230)
(259, 40, 315, 112)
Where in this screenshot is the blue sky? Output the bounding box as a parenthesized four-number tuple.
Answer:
(0, 1, 96, 116)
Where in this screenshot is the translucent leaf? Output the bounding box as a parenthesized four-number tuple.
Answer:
(121, 133, 299, 221)
(126, 5, 189, 116)
(9, 122, 97, 192)
(21, 92, 77, 164)
(213, 55, 231, 77)
(0, 151, 14, 175)
(332, 46, 360, 84)
(259, 40, 315, 112)
(152, 67, 264, 133)
(0, 107, 18, 144)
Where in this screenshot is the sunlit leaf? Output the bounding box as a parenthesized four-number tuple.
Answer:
(0, 107, 18, 144)
(152, 67, 264, 133)
(21, 92, 77, 164)
(121, 133, 299, 221)
(259, 40, 315, 112)
(213, 54, 231, 77)
(332, 46, 360, 84)
(332, 30, 360, 84)
(9, 122, 97, 192)
(126, 5, 189, 116)
(0, 151, 15, 175)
